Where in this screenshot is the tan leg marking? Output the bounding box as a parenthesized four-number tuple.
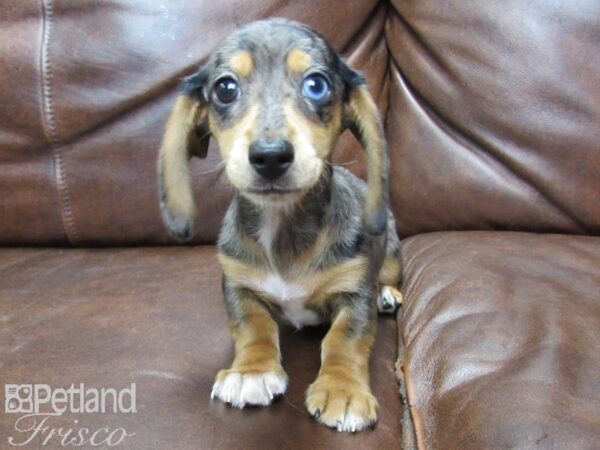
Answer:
(211, 298, 288, 408)
(306, 256, 369, 303)
(305, 308, 378, 432)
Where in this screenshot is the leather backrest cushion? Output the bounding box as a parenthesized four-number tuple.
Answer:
(0, 0, 387, 245)
(1, 1, 598, 245)
(386, 0, 600, 237)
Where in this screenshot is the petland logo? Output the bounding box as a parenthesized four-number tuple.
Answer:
(4, 384, 136, 447)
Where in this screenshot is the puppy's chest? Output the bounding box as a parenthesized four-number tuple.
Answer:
(250, 271, 323, 328)
(223, 249, 367, 328)
(222, 209, 367, 328)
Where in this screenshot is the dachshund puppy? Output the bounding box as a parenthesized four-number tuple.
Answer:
(158, 18, 402, 432)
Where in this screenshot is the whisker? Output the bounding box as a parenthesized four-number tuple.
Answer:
(336, 159, 358, 167)
(198, 161, 226, 175)
(325, 159, 358, 167)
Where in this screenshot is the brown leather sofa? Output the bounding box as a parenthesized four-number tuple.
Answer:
(1, 1, 598, 449)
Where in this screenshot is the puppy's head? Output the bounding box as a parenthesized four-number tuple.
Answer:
(158, 19, 388, 240)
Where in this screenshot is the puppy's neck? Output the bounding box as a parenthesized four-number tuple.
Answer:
(237, 168, 332, 264)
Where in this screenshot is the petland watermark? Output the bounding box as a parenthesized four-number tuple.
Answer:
(4, 384, 136, 447)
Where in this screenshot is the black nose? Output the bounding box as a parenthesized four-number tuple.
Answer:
(248, 139, 294, 181)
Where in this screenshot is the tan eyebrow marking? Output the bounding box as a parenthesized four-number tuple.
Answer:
(229, 51, 254, 78)
(286, 49, 311, 73)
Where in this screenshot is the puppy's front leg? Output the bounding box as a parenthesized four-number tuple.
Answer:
(306, 304, 377, 432)
(211, 280, 288, 408)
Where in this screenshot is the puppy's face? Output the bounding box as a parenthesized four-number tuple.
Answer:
(159, 19, 388, 240)
(191, 21, 350, 205)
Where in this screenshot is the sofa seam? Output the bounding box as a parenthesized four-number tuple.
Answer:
(383, 2, 423, 448)
(399, 327, 426, 450)
(40, 0, 79, 245)
(382, 0, 393, 131)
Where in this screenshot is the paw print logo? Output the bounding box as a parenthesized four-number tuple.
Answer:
(7, 398, 19, 411)
(5, 385, 33, 413)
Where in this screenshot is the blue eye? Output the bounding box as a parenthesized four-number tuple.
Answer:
(302, 74, 330, 102)
(214, 77, 240, 104)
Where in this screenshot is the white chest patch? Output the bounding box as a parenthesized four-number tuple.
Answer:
(257, 213, 281, 257)
(252, 209, 323, 328)
(251, 272, 323, 329)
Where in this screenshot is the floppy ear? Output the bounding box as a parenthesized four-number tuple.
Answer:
(158, 68, 210, 240)
(340, 61, 389, 235)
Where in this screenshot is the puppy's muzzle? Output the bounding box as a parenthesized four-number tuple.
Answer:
(249, 139, 294, 181)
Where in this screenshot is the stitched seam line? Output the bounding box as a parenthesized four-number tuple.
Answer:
(41, 0, 79, 245)
(383, 3, 422, 447)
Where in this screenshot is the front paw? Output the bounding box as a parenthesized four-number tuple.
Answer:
(377, 285, 403, 314)
(305, 376, 378, 432)
(211, 369, 288, 408)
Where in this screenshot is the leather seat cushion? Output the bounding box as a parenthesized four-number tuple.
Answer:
(399, 231, 600, 449)
(0, 246, 402, 448)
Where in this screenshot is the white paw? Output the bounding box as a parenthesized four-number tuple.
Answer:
(335, 413, 373, 433)
(306, 379, 378, 433)
(211, 371, 288, 408)
(377, 286, 402, 314)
